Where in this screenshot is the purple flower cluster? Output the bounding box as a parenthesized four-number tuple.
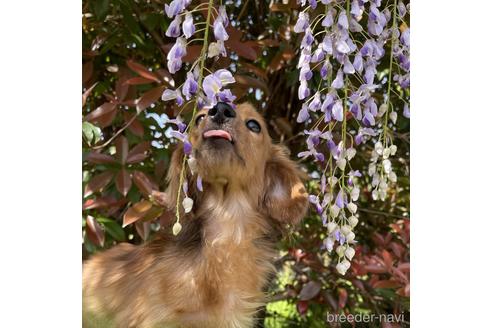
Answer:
(294, 0, 410, 274)
(159, 0, 237, 231)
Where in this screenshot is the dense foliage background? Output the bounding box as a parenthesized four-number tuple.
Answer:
(82, 0, 410, 326)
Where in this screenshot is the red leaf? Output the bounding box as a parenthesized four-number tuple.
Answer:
(115, 69, 132, 102)
(365, 264, 387, 274)
(123, 76, 156, 86)
(182, 45, 202, 63)
(226, 39, 257, 61)
(83, 196, 126, 210)
(296, 300, 308, 315)
(235, 75, 269, 94)
(127, 141, 151, 164)
(123, 111, 145, 137)
(397, 262, 410, 272)
(123, 200, 153, 227)
(84, 171, 114, 197)
(136, 85, 166, 113)
(381, 250, 394, 268)
(84, 102, 116, 121)
(82, 83, 98, 107)
(86, 215, 105, 247)
(132, 171, 155, 196)
(115, 169, 132, 196)
(115, 136, 128, 164)
(154, 159, 167, 181)
(338, 288, 348, 309)
(298, 281, 321, 301)
(82, 61, 93, 85)
(135, 221, 151, 241)
(85, 152, 116, 164)
(373, 279, 401, 289)
(84, 102, 117, 128)
(126, 60, 160, 83)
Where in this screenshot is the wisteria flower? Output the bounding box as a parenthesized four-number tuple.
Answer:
(166, 15, 182, 37)
(182, 12, 195, 39)
(167, 37, 187, 74)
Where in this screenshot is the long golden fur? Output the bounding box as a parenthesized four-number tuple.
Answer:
(83, 103, 309, 328)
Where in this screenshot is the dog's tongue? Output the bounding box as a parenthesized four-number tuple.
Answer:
(203, 129, 232, 141)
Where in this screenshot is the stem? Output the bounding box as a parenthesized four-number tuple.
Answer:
(382, 0, 398, 148)
(175, 0, 215, 223)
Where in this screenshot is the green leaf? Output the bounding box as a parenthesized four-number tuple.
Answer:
(93, 0, 110, 21)
(97, 217, 126, 241)
(82, 122, 94, 144)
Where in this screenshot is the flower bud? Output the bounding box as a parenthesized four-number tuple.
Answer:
(389, 144, 397, 155)
(348, 216, 359, 227)
(336, 262, 348, 275)
(341, 225, 352, 236)
(372, 189, 379, 200)
(346, 231, 355, 243)
(350, 186, 360, 201)
(345, 246, 355, 260)
(172, 222, 182, 235)
(383, 147, 391, 159)
(337, 158, 347, 171)
(347, 202, 357, 214)
(327, 221, 337, 233)
(182, 197, 194, 213)
(324, 237, 335, 252)
(390, 111, 397, 124)
(389, 171, 397, 183)
(378, 103, 388, 117)
(375, 142, 383, 155)
(382, 159, 392, 173)
(330, 205, 340, 218)
(346, 148, 356, 161)
(336, 245, 346, 257)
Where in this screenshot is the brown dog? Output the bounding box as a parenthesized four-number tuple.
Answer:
(83, 103, 309, 328)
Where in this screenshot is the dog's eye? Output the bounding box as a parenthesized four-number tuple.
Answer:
(195, 114, 206, 126)
(246, 120, 261, 133)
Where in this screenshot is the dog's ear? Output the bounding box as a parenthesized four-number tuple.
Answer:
(262, 145, 309, 225)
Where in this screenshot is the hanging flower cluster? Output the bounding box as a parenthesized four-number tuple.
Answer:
(294, 0, 410, 275)
(160, 0, 236, 235)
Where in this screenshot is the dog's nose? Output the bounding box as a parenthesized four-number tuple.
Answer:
(208, 102, 236, 124)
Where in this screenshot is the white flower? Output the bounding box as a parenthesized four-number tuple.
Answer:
(336, 245, 346, 257)
(389, 144, 397, 155)
(327, 221, 337, 233)
(337, 158, 347, 171)
(346, 148, 356, 161)
(330, 205, 340, 218)
(347, 202, 357, 214)
(345, 246, 355, 260)
(382, 159, 392, 173)
(346, 231, 355, 243)
(182, 197, 194, 213)
(328, 176, 338, 186)
(390, 111, 397, 124)
(383, 147, 391, 159)
(368, 163, 376, 176)
(375, 141, 383, 155)
(378, 103, 388, 117)
(350, 186, 360, 201)
(324, 237, 335, 252)
(348, 216, 359, 227)
(172, 222, 182, 235)
(389, 171, 397, 183)
(336, 260, 351, 275)
(341, 225, 352, 236)
(372, 189, 379, 200)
